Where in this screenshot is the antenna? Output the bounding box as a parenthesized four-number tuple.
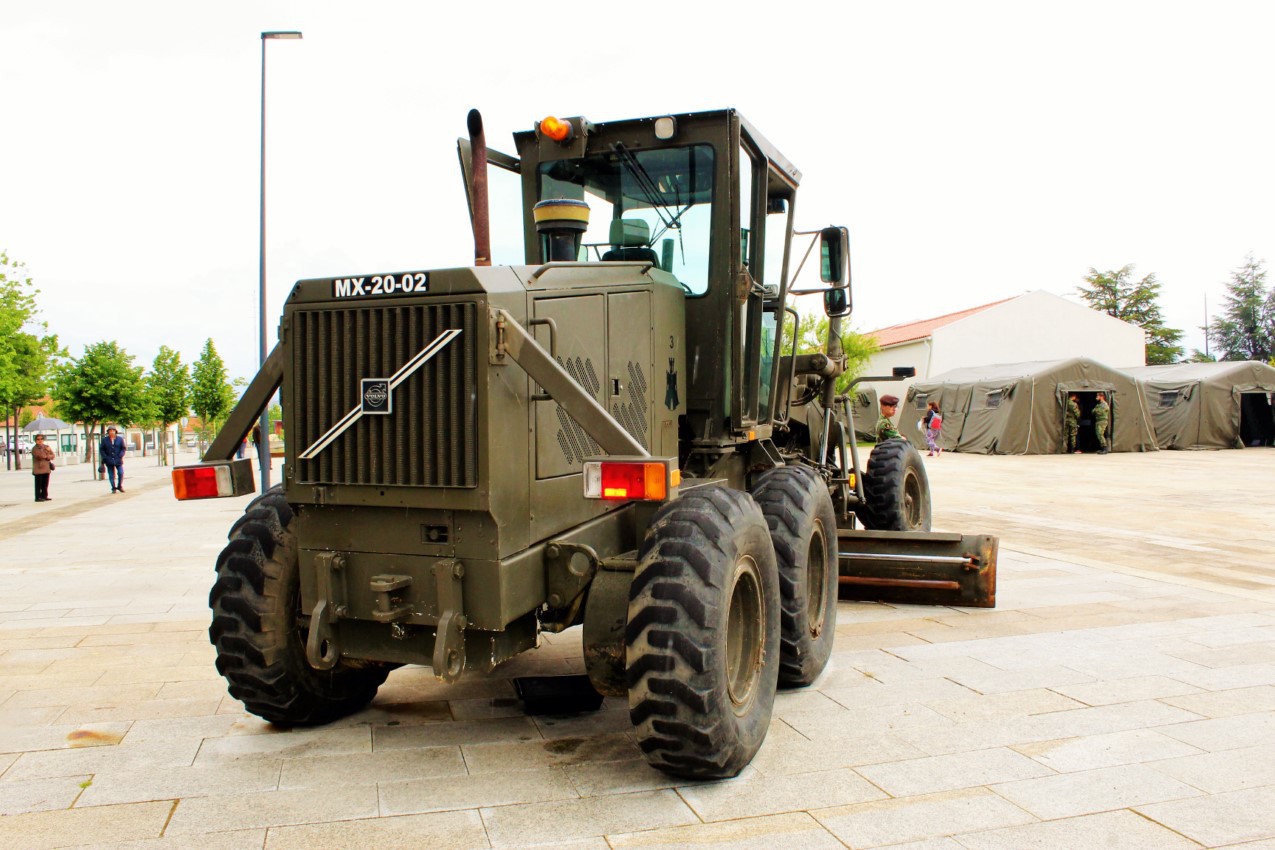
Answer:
(1204, 293, 1209, 359)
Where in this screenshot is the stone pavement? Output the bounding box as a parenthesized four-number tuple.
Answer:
(0, 448, 1273, 848)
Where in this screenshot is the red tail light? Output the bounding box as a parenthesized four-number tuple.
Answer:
(582, 459, 679, 502)
(172, 460, 255, 500)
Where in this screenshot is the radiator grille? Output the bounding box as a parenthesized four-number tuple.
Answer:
(291, 302, 478, 488)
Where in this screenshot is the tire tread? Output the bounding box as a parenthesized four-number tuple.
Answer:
(626, 487, 779, 780)
(752, 465, 839, 687)
(208, 486, 388, 726)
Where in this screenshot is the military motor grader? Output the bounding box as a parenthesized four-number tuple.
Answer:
(175, 108, 996, 779)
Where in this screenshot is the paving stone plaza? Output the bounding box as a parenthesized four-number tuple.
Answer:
(1, 447, 1273, 849)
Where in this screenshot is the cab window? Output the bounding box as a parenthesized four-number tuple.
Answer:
(538, 145, 715, 295)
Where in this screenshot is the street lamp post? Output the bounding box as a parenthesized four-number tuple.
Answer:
(259, 30, 302, 492)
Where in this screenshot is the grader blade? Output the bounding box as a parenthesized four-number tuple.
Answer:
(838, 530, 998, 608)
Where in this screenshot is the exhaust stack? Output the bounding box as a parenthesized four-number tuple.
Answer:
(467, 109, 491, 267)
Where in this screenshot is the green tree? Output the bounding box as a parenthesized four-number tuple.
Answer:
(1078, 265, 1184, 364)
(0, 251, 37, 376)
(146, 346, 191, 466)
(1207, 255, 1272, 362)
(1185, 348, 1217, 363)
(190, 339, 234, 453)
(1, 332, 63, 458)
(0, 253, 59, 471)
(782, 311, 880, 392)
(51, 341, 147, 471)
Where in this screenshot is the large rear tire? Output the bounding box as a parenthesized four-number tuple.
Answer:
(209, 486, 389, 725)
(626, 487, 780, 779)
(864, 439, 932, 531)
(752, 465, 839, 687)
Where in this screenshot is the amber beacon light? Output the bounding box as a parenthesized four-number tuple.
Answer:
(539, 115, 574, 143)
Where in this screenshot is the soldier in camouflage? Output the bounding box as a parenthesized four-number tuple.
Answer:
(1093, 392, 1111, 454)
(1065, 393, 1081, 454)
(876, 395, 904, 443)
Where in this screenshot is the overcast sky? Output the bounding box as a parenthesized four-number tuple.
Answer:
(3, 2, 1272, 379)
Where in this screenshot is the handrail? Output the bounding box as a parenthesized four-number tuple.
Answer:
(528, 260, 654, 282)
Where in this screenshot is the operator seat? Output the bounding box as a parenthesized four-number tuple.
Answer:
(601, 218, 659, 268)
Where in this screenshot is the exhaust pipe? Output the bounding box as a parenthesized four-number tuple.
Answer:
(467, 109, 491, 267)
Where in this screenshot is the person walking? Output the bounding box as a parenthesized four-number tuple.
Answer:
(100, 426, 127, 492)
(1093, 393, 1111, 455)
(876, 395, 904, 443)
(31, 433, 55, 502)
(1065, 393, 1081, 454)
(923, 401, 943, 456)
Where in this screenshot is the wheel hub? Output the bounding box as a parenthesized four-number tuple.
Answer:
(726, 556, 764, 713)
(904, 471, 921, 527)
(806, 524, 828, 637)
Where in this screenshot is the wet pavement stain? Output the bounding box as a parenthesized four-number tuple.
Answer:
(66, 729, 123, 747)
(543, 737, 585, 755)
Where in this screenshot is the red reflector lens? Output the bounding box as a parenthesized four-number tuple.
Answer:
(599, 463, 647, 501)
(172, 467, 220, 500)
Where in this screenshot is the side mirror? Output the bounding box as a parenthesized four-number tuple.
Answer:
(823, 288, 850, 318)
(819, 225, 852, 316)
(819, 227, 843, 284)
(893, 366, 917, 378)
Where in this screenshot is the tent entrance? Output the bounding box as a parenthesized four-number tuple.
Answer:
(1240, 392, 1275, 447)
(1069, 392, 1112, 453)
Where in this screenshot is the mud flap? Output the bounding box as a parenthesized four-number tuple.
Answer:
(837, 530, 997, 608)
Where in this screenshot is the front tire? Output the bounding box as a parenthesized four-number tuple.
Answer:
(208, 486, 389, 725)
(864, 439, 932, 531)
(752, 465, 839, 687)
(626, 487, 780, 779)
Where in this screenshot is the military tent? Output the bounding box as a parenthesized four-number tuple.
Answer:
(848, 385, 878, 442)
(900, 358, 1157, 455)
(786, 384, 877, 454)
(1126, 361, 1275, 449)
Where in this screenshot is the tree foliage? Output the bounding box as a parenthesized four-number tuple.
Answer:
(51, 341, 146, 465)
(1, 332, 62, 413)
(190, 339, 234, 448)
(1207, 255, 1272, 362)
(1078, 265, 1184, 365)
(782, 311, 880, 392)
(0, 250, 36, 339)
(0, 251, 41, 410)
(0, 253, 63, 470)
(146, 346, 190, 465)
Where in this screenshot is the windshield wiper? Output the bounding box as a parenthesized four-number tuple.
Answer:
(612, 143, 676, 230)
(611, 142, 698, 249)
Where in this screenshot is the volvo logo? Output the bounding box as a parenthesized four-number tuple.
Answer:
(362, 380, 391, 414)
(299, 329, 462, 460)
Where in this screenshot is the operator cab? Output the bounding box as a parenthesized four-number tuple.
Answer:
(504, 111, 838, 448)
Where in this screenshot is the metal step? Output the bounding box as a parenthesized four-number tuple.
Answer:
(837, 529, 998, 608)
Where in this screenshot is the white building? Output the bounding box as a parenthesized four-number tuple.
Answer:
(861, 291, 1147, 400)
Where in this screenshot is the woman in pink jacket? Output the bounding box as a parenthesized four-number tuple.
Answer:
(31, 433, 55, 502)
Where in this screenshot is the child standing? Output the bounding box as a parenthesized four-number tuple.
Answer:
(923, 401, 943, 457)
